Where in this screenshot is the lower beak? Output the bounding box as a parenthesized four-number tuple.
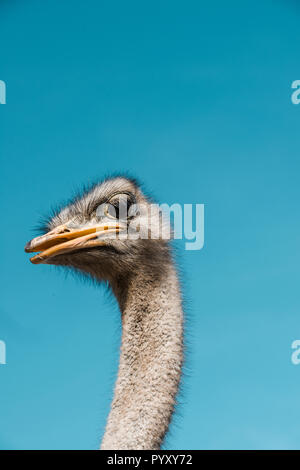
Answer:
(24, 223, 122, 264)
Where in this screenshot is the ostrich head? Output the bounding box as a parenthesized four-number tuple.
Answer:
(25, 176, 170, 284)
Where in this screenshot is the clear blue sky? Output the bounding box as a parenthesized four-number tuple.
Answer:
(1, 0, 300, 450)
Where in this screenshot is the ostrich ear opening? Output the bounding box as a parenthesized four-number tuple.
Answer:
(24, 223, 123, 265)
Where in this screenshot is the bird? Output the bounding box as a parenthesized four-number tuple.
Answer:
(24, 175, 184, 450)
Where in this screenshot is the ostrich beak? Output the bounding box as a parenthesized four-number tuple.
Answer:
(24, 223, 122, 264)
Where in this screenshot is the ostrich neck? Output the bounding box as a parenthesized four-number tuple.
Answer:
(100, 261, 183, 450)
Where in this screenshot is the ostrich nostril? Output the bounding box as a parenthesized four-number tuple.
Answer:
(53, 226, 71, 234)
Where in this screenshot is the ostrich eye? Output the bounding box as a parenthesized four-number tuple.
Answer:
(104, 194, 133, 220)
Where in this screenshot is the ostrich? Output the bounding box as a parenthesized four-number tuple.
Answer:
(24, 176, 184, 450)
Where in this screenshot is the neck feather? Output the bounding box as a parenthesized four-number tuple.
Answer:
(100, 259, 183, 450)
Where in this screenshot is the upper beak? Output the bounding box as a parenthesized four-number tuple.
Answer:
(24, 223, 122, 264)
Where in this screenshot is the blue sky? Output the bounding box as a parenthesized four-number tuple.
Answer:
(1, 0, 300, 450)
